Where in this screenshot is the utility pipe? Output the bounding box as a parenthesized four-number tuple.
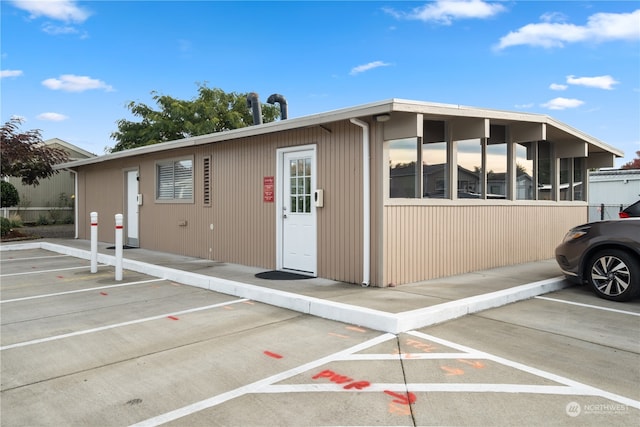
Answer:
(349, 118, 370, 287)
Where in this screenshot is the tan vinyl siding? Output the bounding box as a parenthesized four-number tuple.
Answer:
(75, 121, 366, 285)
(383, 204, 587, 286)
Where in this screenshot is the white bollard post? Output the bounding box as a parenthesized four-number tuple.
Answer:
(90, 212, 98, 273)
(115, 214, 123, 281)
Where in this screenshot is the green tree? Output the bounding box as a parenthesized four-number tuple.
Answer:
(1, 118, 69, 186)
(109, 84, 281, 152)
(1, 181, 19, 207)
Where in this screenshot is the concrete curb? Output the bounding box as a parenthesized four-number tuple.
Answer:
(1, 242, 571, 333)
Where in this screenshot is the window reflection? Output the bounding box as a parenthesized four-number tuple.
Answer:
(573, 158, 585, 201)
(486, 140, 507, 199)
(516, 142, 534, 200)
(389, 138, 418, 198)
(456, 139, 482, 198)
(560, 158, 570, 201)
(537, 141, 552, 200)
(422, 141, 448, 198)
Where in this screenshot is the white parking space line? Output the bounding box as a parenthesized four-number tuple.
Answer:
(0, 298, 249, 351)
(0, 278, 165, 304)
(339, 352, 486, 360)
(408, 331, 640, 410)
(258, 383, 590, 395)
(535, 296, 640, 316)
(129, 333, 397, 427)
(1, 265, 94, 277)
(0, 254, 72, 262)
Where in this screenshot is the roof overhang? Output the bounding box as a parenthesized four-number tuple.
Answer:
(56, 98, 623, 169)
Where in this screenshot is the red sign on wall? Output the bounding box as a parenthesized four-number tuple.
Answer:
(263, 176, 274, 202)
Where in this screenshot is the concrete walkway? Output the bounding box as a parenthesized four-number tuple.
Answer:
(0, 238, 572, 333)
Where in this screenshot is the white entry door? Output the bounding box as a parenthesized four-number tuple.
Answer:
(126, 170, 139, 247)
(280, 149, 316, 274)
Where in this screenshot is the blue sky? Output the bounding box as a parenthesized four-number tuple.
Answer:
(2, 1, 639, 167)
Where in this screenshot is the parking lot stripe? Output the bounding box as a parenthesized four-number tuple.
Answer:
(535, 296, 640, 316)
(1, 265, 92, 277)
(0, 278, 164, 304)
(408, 331, 640, 410)
(0, 298, 249, 351)
(129, 333, 396, 427)
(0, 254, 72, 262)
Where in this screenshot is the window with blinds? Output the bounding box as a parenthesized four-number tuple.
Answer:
(156, 158, 193, 202)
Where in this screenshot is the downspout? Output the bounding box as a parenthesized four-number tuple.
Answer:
(66, 169, 79, 239)
(350, 118, 370, 287)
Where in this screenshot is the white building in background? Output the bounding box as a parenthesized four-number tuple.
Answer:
(588, 169, 640, 221)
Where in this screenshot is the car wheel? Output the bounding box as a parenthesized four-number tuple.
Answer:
(586, 249, 640, 302)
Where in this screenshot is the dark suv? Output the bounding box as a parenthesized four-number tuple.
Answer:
(555, 219, 640, 301)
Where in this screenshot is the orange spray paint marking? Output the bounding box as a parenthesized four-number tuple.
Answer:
(389, 401, 412, 416)
(56, 275, 64, 279)
(346, 326, 366, 333)
(263, 351, 283, 359)
(384, 390, 416, 405)
(242, 301, 255, 305)
(441, 366, 464, 376)
(328, 332, 349, 339)
(99, 292, 108, 296)
(458, 359, 485, 369)
(223, 306, 233, 310)
(167, 316, 179, 320)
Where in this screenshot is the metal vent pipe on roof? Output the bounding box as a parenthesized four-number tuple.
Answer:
(267, 93, 288, 120)
(246, 92, 262, 125)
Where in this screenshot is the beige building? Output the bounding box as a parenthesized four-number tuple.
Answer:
(5, 138, 95, 223)
(59, 99, 622, 287)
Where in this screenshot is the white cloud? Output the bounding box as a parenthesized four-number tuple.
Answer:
(10, 0, 91, 23)
(549, 83, 567, 91)
(566, 75, 619, 90)
(496, 9, 640, 50)
(1, 69, 23, 78)
(42, 24, 79, 35)
(37, 112, 69, 122)
(385, 0, 506, 25)
(350, 61, 391, 76)
(541, 97, 584, 110)
(42, 74, 114, 92)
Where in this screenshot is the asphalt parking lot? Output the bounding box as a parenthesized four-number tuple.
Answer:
(1, 247, 639, 426)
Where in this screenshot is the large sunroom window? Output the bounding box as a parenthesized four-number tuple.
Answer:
(387, 131, 586, 202)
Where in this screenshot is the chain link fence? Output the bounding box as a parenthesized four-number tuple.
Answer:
(588, 204, 625, 222)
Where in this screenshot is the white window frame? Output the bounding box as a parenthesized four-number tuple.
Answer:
(155, 156, 194, 203)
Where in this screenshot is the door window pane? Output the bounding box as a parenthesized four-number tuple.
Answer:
(289, 157, 312, 213)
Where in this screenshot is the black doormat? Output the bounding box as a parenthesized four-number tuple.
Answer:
(255, 270, 314, 280)
(106, 245, 138, 249)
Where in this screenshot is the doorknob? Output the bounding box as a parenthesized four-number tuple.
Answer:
(283, 214, 288, 219)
